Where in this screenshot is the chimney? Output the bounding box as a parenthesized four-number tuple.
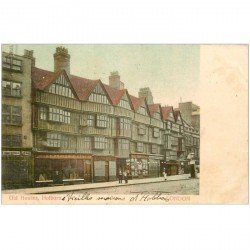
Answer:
(23, 49, 36, 67)
(54, 46, 70, 75)
(109, 71, 124, 90)
(138, 87, 154, 104)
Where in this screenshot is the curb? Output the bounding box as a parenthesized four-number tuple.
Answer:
(34, 177, 192, 194)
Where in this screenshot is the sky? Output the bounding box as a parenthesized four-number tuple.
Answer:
(3, 44, 200, 108)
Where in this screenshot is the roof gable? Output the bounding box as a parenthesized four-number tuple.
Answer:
(162, 106, 175, 121)
(32, 67, 78, 99)
(148, 104, 162, 118)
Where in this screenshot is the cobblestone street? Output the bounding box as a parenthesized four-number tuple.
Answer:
(71, 178, 199, 195)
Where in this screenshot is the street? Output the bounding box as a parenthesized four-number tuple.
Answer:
(67, 178, 199, 195)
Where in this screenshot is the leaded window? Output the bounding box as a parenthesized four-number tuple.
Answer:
(119, 99, 130, 109)
(94, 137, 107, 150)
(96, 114, 108, 128)
(120, 117, 131, 130)
(138, 124, 146, 135)
(48, 107, 70, 124)
(136, 142, 144, 152)
(153, 127, 160, 138)
(119, 139, 129, 150)
(47, 133, 61, 147)
(87, 114, 95, 127)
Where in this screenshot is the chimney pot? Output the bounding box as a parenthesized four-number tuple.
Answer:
(54, 46, 70, 75)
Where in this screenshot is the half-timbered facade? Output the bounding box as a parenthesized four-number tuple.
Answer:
(2, 46, 200, 188)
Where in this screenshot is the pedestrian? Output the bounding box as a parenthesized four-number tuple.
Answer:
(123, 170, 128, 184)
(118, 170, 123, 184)
(163, 171, 167, 181)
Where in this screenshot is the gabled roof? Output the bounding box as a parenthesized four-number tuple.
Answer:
(102, 84, 126, 105)
(161, 106, 174, 120)
(32, 67, 108, 101)
(129, 95, 141, 111)
(32, 67, 59, 90)
(70, 74, 101, 101)
(148, 103, 161, 117)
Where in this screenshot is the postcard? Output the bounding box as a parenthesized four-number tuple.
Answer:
(1, 44, 248, 204)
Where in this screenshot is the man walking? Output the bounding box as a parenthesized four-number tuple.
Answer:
(123, 170, 128, 184)
(118, 170, 123, 184)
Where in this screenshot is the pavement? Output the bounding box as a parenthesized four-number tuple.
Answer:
(2, 174, 196, 194)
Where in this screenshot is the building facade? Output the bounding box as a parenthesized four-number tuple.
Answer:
(178, 101, 200, 130)
(2, 50, 34, 189)
(2, 47, 200, 189)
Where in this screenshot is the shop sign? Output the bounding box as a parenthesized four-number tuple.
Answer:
(12, 151, 21, 156)
(2, 151, 12, 156)
(22, 151, 31, 156)
(2, 151, 21, 156)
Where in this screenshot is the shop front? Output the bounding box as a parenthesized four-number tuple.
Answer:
(34, 154, 93, 185)
(148, 155, 163, 177)
(93, 155, 116, 182)
(130, 154, 149, 179)
(160, 160, 181, 176)
(2, 149, 33, 189)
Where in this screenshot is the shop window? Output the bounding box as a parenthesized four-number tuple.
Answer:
(2, 105, 22, 125)
(2, 134, 22, 147)
(2, 80, 22, 97)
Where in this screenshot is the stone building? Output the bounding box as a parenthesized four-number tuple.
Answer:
(178, 101, 200, 130)
(2, 46, 200, 188)
(2, 50, 34, 189)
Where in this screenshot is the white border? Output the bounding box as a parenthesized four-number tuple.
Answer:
(0, 1, 249, 250)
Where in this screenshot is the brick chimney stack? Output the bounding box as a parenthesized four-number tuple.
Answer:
(54, 46, 70, 75)
(109, 71, 124, 90)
